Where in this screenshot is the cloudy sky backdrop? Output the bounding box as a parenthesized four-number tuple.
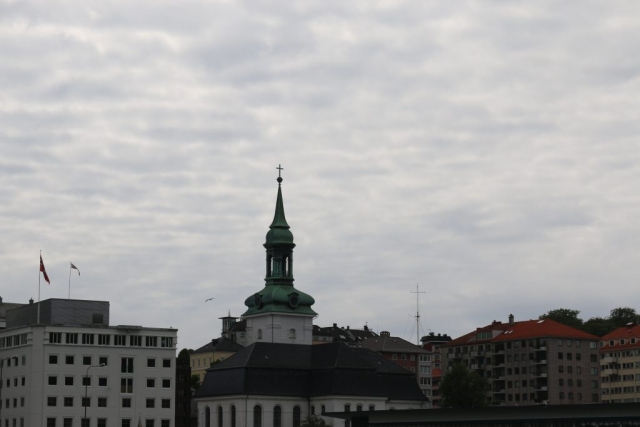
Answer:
(1, 1, 639, 350)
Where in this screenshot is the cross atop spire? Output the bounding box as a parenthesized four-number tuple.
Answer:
(276, 164, 283, 183)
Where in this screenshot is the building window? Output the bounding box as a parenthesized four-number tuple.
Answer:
(83, 356, 92, 366)
(98, 377, 107, 387)
(64, 397, 73, 407)
(293, 406, 301, 427)
(357, 405, 363, 412)
(369, 405, 375, 411)
(122, 421, 131, 427)
(114, 335, 126, 346)
(205, 407, 211, 427)
(48, 376, 57, 386)
(47, 396, 57, 407)
(98, 334, 110, 345)
(163, 359, 171, 368)
(161, 422, 170, 427)
(231, 405, 236, 427)
(258, 329, 263, 340)
(146, 398, 155, 408)
(82, 397, 90, 407)
(130, 336, 142, 347)
(66, 333, 78, 344)
(345, 405, 351, 427)
(82, 334, 94, 345)
(50, 333, 62, 343)
(289, 329, 296, 339)
(147, 378, 156, 388)
(146, 336, 158, 347)
(63, 419, 72, 427)
(49, 355, 58, 364)
(82, 377, 91, 387)
(401, 354, 407, 360)
(392, 354, 397, 360)
(145, 421, 154, 427)
(122, 398, 131, 408)
(161, 399, 170, 408)
(147, 358, 156, 368)
(97, 420, 106, 427)
(66, 355, 74, 365)
(321, 405, 325, 414)
(65, 377, 74, 386)
(47, 419, 56, 427)
(98, 397, 107, 407)
(121, 357, 134, 373)
(161, 337, 173, 348)
(218, 406, 224, 427)
(121, 378, 133, 394)
(162, 379, 171, 388)
(253, 405, 262, 427)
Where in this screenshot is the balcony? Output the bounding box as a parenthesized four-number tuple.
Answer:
(536, 386, 548, 391)
(533, 372, 548, 378)
(534, 359, 547, 365)
(601, 356, 618, 364)
(602, 368, 619, 376)
(470, 351, 484, 357)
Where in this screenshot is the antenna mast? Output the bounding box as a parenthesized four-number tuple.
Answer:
(410, 284, 425, 345)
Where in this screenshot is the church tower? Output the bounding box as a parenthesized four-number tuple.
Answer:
(242, 167, 316, 345)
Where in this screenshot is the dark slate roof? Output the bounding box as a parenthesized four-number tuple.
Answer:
(194, 342, 426, 402)
(193, 337, 244, 355)
(356, 335, 427, 354)
(0, 302, 26, 319)
(313, 324, 378, 342)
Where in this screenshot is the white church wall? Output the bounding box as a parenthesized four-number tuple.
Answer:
(245, 313, 314, 346)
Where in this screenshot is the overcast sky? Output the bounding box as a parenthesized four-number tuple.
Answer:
(1, 1, 639, 351)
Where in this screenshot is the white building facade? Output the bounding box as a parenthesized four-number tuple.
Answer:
(0, 299, 177, 427)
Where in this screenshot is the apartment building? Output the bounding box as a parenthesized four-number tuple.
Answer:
(421, 333, 452, 408)
(442, 315, 600, 406)
(599, 323, 640, 403)
(0, 298, 177, 427)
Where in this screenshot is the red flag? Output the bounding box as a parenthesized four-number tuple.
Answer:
(40, 255, 50, 284)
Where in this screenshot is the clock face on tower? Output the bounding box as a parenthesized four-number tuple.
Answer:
(254, 295, 263, 309)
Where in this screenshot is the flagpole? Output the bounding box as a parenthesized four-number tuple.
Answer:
(68, 263, 71, 299)
(37, 250, 41, 324)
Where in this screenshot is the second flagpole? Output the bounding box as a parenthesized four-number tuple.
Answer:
(68, 263, 71, 299)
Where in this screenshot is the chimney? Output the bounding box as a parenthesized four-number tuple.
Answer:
(364, 325, 369, 331)
(333, 323, 337, 328)
(0, 296, 3, 303)
(380, 331, 391, 337)
(29, 298, 34, 305)
(509, 314, 514, 325)
(347, 326, 350, 330)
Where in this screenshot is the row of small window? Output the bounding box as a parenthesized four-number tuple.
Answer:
(48, 354, 172, 370)
(602, 350, 640, 358)
(603, 338, 638, 348)
(0, 355, 26, 368)
(602, 374, 640, 382)
(500, 392, 598, 402)
(204, 403, 375, 427)
(3, 376, 26, 388)
(46, 396, 171, 409)
(45, 420, 171, 427)
(602, 362, 639, 370)
(603, 386, 640, 394)
(0, 396, 25, 409)
(0, 334, 28, 349)
(49, 332, 174, 348)
(557, 366, 598, 375)
(47, 376, 171, 391)
(49, 355, 107, 366)
(454, 339, 597, 353)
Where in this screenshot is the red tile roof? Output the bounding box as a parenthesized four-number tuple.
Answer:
(600, 324, 640, 351)
(444, 319, 598, 347)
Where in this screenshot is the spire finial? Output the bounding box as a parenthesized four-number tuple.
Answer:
(276, 164, 283, 184)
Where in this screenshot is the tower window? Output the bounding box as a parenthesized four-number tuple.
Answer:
(257, 329, 263, 340)
(289, 329, 296, 339)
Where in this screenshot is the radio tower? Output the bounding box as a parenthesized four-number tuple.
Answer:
(410, 284, 425, 345)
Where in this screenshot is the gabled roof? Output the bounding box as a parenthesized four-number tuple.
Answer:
(194, 342, 427, 402)
(600, 324, 640, 350)
(444, 319, 597, 347)
(193, 337, 244, 355)
(493, 319, 598, 341)
(357, 335, 427, 354)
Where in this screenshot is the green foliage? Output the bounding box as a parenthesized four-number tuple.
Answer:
(538, 307, 640, 337)
(177, 348, 193, 367)
(440, 363, 489, 408)
(538, 309, 584, 330)
(583, 317, 615, 337)
(301, 415, 331, 427)
(190, 374, 201, 390)
(608, 307, 640, 328)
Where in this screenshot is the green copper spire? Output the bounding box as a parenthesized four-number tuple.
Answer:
(242, 166, 316, 317)
(265, 166, 294, 245)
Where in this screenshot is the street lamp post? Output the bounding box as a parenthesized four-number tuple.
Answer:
(0, 356, 18, 425)
(83, 363, 105, 426)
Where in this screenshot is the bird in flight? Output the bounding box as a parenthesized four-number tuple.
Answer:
(205, 297, 216, 302)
